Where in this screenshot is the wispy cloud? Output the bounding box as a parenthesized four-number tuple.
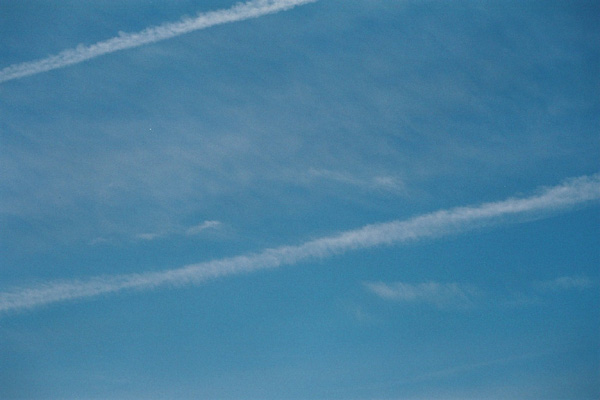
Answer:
(535, 276, 596, 292)
(0, 0, 317, 83)
(129, 221, 223, 242)
(136, 232, 164, 241)
(1, 173, 598, 314)
(307, 168, 406, 192)
(185, 220, 222, 236)
(364, 281, 477, 308)
(136, 220, 222, 241)
(365, 275, 597, 310)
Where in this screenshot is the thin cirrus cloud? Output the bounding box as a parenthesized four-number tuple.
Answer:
(0, 0, 317, 83)
(364, 281, 477, 308)
(135, 220, 223, 241)
(307, 168, 406, 192)
(0, 173, 598, 314)
(365, 275, 597, 310)
(185, 220, 222, 236)
(535, 276, 596, 292)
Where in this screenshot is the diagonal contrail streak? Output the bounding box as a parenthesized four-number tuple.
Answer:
(0, 0, 317, 83)
(1, 173, 598, 315)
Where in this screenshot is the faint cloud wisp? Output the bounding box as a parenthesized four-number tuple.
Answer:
(135, 220, 223, 241)
(185, 220, 222, 236)
(307, 168, 406, 192)
(364, 281, 477, 309)
(535, 276, 596, 292)
(91, 221, 223, 244)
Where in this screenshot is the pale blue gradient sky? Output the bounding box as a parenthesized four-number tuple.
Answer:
(1, 1, 599, 399)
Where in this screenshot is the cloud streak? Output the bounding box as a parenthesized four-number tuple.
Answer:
(135, 220, 223, 242)
(535, 276, 596, 292)
(0, 0, 317, 83)
(185, 220, 222, 236)
(364, 281, 477, 308)
(1, 173, 599, 314)
(364, 275, 598, 310)
(307, 168, 406, 192)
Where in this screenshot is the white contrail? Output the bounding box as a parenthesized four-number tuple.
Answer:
(1, 173, 599, 314)
(0, 0, 317, 83)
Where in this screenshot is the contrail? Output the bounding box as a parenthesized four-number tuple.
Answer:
(1, 173, 598, 314)
(0, 0, 317, 83)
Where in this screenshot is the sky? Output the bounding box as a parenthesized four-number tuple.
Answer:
(0, 0, 599, 398)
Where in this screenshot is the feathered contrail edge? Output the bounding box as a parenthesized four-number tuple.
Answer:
(1, 173, 598, 314)
(0, 0, 318, 83)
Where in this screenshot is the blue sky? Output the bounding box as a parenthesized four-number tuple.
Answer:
(1, 0, 599, 398)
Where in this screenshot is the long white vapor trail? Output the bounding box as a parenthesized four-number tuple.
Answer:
(0, 0, 317, 83)
(1, 174, 599, 314)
